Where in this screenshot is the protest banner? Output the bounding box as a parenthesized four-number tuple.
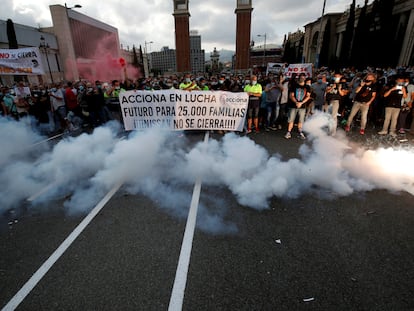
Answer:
(284, 63, 313, 78)
(266, 63, 285, 75)
(119, 90, 249, 131)
(0, 47, 45, 75)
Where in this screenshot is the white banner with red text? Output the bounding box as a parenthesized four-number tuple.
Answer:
(119, 90, 249, 131)
(0, 47, 45, 75)
(284, 63, 313, 78)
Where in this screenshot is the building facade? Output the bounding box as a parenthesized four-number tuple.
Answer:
(49, 4, 121, 82)
(150, 47, 177, 75)
(0, 19, 61, 86)
(302, 0, 414, 69)
(249, 43, 283, 70)
(190, 30, 205, 74)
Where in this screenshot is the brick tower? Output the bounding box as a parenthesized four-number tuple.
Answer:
(235, 0, 253, 72)
(173, 0, 191, 73)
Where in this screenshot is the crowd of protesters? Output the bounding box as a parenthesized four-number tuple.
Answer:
(1, 65, 413, 139)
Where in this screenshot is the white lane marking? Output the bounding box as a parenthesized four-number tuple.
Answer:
(168, 131, 209, 311)
(1, 182, 123, 311)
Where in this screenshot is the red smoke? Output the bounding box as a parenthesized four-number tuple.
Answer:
(66, 25, 141, 83)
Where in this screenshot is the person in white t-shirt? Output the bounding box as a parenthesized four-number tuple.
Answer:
(49, 83, 67, 132)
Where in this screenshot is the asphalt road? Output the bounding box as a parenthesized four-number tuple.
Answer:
(1, 127, 414, 311)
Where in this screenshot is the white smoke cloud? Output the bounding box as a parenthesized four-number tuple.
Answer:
(0, 117, 48, 166)
(1, 113, 413, 233)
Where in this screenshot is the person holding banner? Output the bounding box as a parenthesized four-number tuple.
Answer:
(284, 73, 310, 140)
(179, 74, 199, 91)
(244, 75, 262, 133)
(198, 77, 209, 91)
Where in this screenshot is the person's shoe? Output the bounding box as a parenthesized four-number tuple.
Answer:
(378, 130, 387, 135)
(271, 125, 278, 131)
(344, 125, 350, 132)
(265, 127, 270, 132)
(278, 125, 282, 130)
(255, 128, 260, 133)
(298, 132, 306, 140)
(247, 128, 252, 134)
(284, 131, 291, 139)
(399, 128, 405, 134)
(359, 128, 365, 135)
(390, 132, 397, 137)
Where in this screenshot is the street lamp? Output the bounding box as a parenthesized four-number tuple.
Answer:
(145, 41, 153, 53)
(39, 35, 54, 83)
(257, 33, 267, 70)
(144, 41, 154, 77)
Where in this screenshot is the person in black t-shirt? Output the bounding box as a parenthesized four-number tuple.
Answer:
(284, 73, 310, 140)
(378, 75, 407, 136)
(344, 73, 377, 135)
(325, 73, 347, 135)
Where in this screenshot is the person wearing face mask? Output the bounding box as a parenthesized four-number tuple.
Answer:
(162, 78, 174, 90)
(264, 77, 282, 130)
(198, 77, 209, 91)
(397, 75, 414, 133)
(82, 82, 99, 127)
(104, 80, 126, 122)
(31, 84, 51, 132)
(219, 76, 230, 91)
(284, 72, 310, 140)
(49, 83, 68, 133)
(1, 86, 18, 119)
(344, 73, 377, 135)
(310, 74, 328, 113)
(13, 81, 31, 119)
(325, 73, 346, 135)
(0, 90, 6, 117)
(65, 81, 81, 118)
(244, 75, 262, 133)
(378, 75, 407, 136)
(179, 74, 197, 91)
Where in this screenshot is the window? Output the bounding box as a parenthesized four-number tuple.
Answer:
(175, 0, 187, 10)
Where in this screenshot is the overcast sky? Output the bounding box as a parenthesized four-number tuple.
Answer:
(2, 0, 372, 53)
